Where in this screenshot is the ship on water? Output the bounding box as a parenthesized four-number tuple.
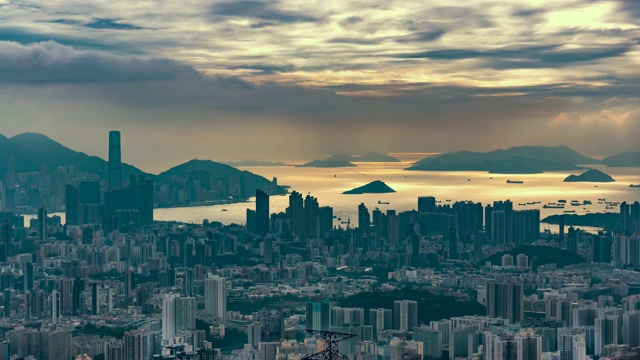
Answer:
(506, 180, 524, 184)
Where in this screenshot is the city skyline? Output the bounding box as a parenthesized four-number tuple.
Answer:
(0, 0, 639, 170)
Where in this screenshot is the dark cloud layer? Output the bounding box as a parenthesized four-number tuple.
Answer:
(210, 1, 319, 25)
(0, 41, 195, 83)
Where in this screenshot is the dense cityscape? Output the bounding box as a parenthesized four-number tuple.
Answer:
(0, 131, 638, 360)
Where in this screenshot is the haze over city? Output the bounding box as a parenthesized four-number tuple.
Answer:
(2, 2, 640, 360)
(1, 0, 640, 172)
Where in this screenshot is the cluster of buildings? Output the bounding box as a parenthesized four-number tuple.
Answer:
(2, 132, 640, 360)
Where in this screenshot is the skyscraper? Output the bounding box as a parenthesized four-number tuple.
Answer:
(108, 130, 122, 191)
(358, 203, 371, 235)
(205, 275, 226, 320)
(37, 207, 47, 242)
(488, 200, 514, 243)
(287, 191, 304, 237)
(64, 184, 78, 226)
(256, 189, 270, 236)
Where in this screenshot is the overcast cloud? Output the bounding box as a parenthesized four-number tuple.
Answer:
(0, 0, 638, 172)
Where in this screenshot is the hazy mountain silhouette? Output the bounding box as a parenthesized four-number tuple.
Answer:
(0, 132, 149, 178)
(343, 180, 396, 194)
(297, 159, 357, 168)
(325, 152, 400, 162)
(601, 151, 640, 167)
(407, 146, 596, 173)
(221, 160, 289, 167)
(0, 133, 287, 196)
(159, 159, 284, 189)
(563, 169, 615, 182)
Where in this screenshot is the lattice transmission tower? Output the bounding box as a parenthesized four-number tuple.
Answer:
(301, 330, 357, 360)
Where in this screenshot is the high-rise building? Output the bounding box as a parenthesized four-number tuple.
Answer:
(205, 275, 226, 320)
(488, 200, 514, 243)
(23, 262, 34, 292)
(304, 194, 319, 239)
(162, 295, 177, 340)
(256, 189, 270, 236)
(37, 207, 47, 241)
(358, 203, 371, 235)
(387, 210, 398, 247)
(418, 196, 437, 213)
(413, 325, 441, 360)
(453, 201, 484, 242)
(306, 300, 330, 331)
(393, 300, 418, 331)
(621, 202, 630, 235)
(65, 184, 78, 226)
(623, 311, 640, 347)
(631, 201, 640, 235)
(369, 308, 393, 334)
(513, 209, 540, 245)
(287, 191, 304, 237)
(592, 235, 613, 263)
(109, 131, 122, 191)
(51, 290, 60, 325)
(91, 283, 100, 315)
(595, 315, 619, 355)
(331, 307, 365, 327)
(123, 329, 152, 360)
(318, 206, 334, 235)
(487, 277, 524, 324)
(175, 296, 196, 333)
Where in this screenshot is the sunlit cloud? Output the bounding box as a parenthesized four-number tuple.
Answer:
(0, 0, 638, 167)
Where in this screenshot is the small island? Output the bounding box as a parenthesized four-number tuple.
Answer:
(343, 180, 396, 194)
(296, 159, 356, 168)
(563, 169, 615, 183)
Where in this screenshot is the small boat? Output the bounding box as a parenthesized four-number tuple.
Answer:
(518, 203, 527, 206)
(558, 200, 566, 203)
(378, 201, 389, 205)
(490, 177, 493, 179)
(506, 180, 523, 184)
(583, 200, 592, 205)
(544, 204, 565, 209)
(564, 210, 576, 213)
(221, 209, 228, 212)
(467, 179, 471, 181)
(598, 198, 606, 201)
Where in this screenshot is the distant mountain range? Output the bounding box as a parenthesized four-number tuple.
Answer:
(326, 152, 401, 162)
(0, 133, 286, 197)
(221, 160, 289, 167)
(0, 132, 148, 179)
(601, 151, 640, 167)
(296, 159, 357, 168)
(406, 146, 599, 174)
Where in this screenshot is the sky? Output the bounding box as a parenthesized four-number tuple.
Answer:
(0, 0, 639, 173)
